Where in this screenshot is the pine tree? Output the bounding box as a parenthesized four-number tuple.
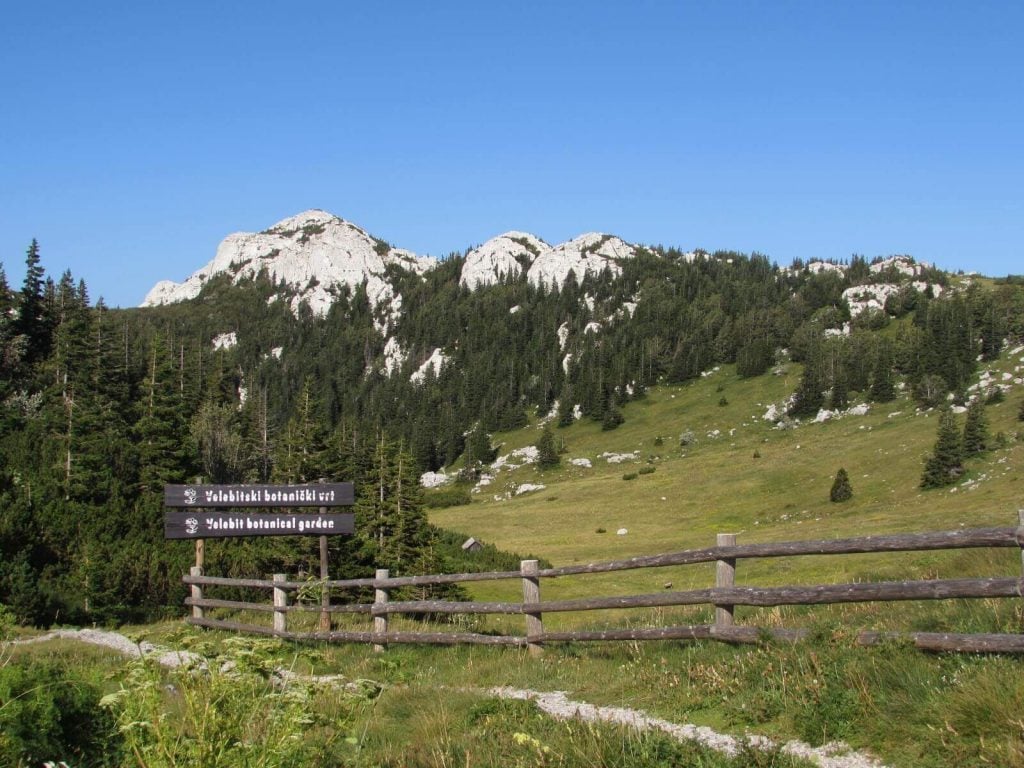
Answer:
(464, 423, 497, 466)
(829, 468, 853, 502)
(601, 405, 624, 430)
(920, 408, 964, 488)
(829, 363, 849, 411)
(869, 339, 896, 403)
(789, 346, 825, 418)
(272, 377, 325, 483)
(135, 335, 192, 494)
(962, 399, 989, 457)
(535, 425, 560, 469)
(15, 239, 49, 363)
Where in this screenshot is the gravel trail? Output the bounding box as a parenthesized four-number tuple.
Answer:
(8, 628, 888, 768)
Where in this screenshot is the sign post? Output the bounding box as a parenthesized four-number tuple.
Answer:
(164, 482, 356, 633)
(163, 483, 355, 539)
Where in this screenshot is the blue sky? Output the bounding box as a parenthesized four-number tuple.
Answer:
(2, 2, 1022, 307)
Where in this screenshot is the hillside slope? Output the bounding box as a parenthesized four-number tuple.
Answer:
(428, 349, 1024, 606)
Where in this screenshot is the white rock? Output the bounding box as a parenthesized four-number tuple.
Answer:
(410, 348, 447, 384)
(527, 233, 638, 289)
(616, 528, 628, 535)
(806, 261, 847, 275)
(382, 337, 406, 376)
(270, 346, 283, 359)
(557, 322, 571, 351)
(142, 210, 436, 321)
(420, 471, 450, 488)
(869, 255, 929, 276)
(584, 321, 602, 334)
(600, 451, 639, 464)
(492, 446, 539, 471)
(515, 483, 546, 496)
(460, 232, 548, 289)
(570, 458, 592, 468)
(212, 332, 237, 351)
(509, 305, 521, 314)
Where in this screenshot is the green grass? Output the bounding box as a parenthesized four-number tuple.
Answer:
(7, 352, 1024, 767)
(431, 358, 1024, 616)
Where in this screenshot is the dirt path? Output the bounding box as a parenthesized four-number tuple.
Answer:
(7, 628, 888, 768)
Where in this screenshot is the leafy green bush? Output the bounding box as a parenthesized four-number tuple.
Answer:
(0, 659, 120, 767)
(423, 485, 473, 509)
(622, 472, 638, 481)
(638, 466, 656, 476)
(101, 638, 372, 768)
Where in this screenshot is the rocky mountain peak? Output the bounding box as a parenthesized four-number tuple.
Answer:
(141, 210, 436, 324)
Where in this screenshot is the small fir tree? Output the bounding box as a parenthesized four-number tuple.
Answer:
(962, 399, 989, 456)
(535, 425, 560, 469)
(789, 350, 826, 418)
(920, 408, 964, 488)
(869, 340, 896, 403)
(1018, 397, 1024, 422)
(829, 363, 849, 411)
(829, 468, 853, 502)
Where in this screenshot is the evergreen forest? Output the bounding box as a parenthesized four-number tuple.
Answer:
(2, 237, 1023, 626)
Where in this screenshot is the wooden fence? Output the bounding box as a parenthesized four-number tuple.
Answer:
(183, 512, 1024, 654)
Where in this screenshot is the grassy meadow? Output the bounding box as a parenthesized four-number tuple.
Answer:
(5, 348, 1024, 767)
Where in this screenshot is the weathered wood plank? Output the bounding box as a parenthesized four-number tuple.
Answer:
(857, 631, 1024, 653)
(539, 528, 1019, 577)
(372, 599, 524, 615)
(373, 570, 522, 588)
(363, 577, 1022, 616)
(184, 617, 526, 645)
(185, 597, 372, 614)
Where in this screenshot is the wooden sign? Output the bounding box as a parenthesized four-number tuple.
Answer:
(164, 511, 355, 539)
(164, 483, 354, 508)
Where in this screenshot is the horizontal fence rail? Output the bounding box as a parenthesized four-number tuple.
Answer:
(183, 514, 1024, 654)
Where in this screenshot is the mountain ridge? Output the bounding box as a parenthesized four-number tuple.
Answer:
(141, 210, 649, 317)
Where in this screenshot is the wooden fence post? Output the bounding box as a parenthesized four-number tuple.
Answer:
(273, 573, 288, 634)
(319, 524, 331, 633)
(521, 559, 543, 656)
(1018, 510, 1024, 625)
(190, 565, 204, 622)
(715, 533, 737, 630)
(374, 568, 389, 652)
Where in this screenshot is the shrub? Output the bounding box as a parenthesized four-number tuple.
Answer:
(0, 660, 120, 767)
(921, 408, 964, 488)
(423, 486, 472, 509)
(653, 436, 664, 447)
(622, 472, 638, 481)
(718, 396, 729, 407)
(829, 468, 853, 502)
(535, 426, 560, 468)
(638, 466, 656, 476)
(101, 639, 369, 768)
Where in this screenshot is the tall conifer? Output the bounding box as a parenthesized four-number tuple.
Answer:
(920, 408, 963, 488)
(962, 399, 989, 457)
